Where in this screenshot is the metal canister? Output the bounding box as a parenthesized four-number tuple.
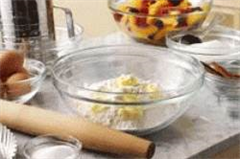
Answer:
(0, 0, 55, 42)
(0, 0, 76, 65)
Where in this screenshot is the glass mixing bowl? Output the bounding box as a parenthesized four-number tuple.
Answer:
(109, 0, 212, 45)
(52, 45, 204, 135)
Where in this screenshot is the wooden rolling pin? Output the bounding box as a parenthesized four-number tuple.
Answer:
(0, 100, 155, 158)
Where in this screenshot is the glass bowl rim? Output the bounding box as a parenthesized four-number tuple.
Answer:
(0, 58, 47, 85)
(52, 44, 205, 104)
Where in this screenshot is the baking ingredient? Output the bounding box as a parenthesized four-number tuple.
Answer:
(30, 145, 77, 159)
(209, 62, 240, 79)
(111, 0, 209, 43)
(6, 72, 31, 98)
(77, 74, 179, 131)
(0, 50, 24, 79)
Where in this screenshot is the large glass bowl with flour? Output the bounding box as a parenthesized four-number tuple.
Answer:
(52, 45, 204, 135)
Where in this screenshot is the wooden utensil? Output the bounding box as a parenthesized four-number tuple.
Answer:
(0, 100, 155, 158)
(201, 61, 240, 79)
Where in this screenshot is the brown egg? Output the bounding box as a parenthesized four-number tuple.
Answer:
(17, 67, 29, 75)
(0, 80, 6, 98)
(0, 76, 8, 83)
(0, 50, 24, 80)
(6, 72, 31, 98)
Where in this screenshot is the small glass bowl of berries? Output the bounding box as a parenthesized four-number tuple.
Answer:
(109, 0, 213, 45)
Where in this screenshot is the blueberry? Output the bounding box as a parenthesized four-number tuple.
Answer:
(129, 7, 140, 13)
(180, 34, 202, 44)
(168, 0, 183, 6)
(191, 7, 202, 12)
(155, 20, 164, 29)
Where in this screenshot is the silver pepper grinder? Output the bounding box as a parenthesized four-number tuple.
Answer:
(0, 0, 76, 64)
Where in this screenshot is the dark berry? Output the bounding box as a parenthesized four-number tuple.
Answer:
(181, 34, 202, 44)
(155, 20, 164, 29)
(168, 0, 183, 6)
(148, 34, 155, 40)
(150, 0, 156, 5)
(129, 7, 140, 13)
(191, 7, 203, 12)
(177, 16, 187, 27)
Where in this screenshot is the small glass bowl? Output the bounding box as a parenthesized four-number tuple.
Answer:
(205, 60, 240, 119)
(205, 60, 240, 97)
(22, 135, 82, 159)
(109, 0, 212, 45)
(0, 59, 46, 103)
(166, 25, 240, 62)
(52, 45, 204, 135)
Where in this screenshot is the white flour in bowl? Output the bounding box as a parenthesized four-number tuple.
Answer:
(76, 74, 180, 131)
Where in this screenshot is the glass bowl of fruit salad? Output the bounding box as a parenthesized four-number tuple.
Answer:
(109, 0, 212, 45)
(52, 45, 204, 135)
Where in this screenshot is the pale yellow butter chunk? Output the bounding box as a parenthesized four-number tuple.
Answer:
(117, 74, 139, 87)
(117, 107, 143, 120)
(121, 94, 139, 102)
(91, 104, 109, 114)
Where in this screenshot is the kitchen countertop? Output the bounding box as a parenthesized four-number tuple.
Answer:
(14, 33, 240, 159)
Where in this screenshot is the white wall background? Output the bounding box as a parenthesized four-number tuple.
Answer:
(54, 0, 118, 38)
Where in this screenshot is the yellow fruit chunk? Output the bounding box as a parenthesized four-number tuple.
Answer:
(161, 16, 178, 28)
(150, 28, 167, 41)
(169, 10, 181, 16)
(91, 104, 109, 114)
(187, 12, 205, 26)
(129, 0, 148, 10)
(179, 0, 191, 9)
(128, 0, 143, 9)
(117, 107, 143, 120)
(117, 4, 129, 12)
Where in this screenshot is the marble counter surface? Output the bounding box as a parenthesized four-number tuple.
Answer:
(14, 79, 240, 159)
(14, 32, 240, 158)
